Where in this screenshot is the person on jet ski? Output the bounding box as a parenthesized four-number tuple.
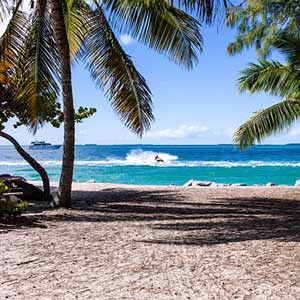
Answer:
(155, 155, 164, 163)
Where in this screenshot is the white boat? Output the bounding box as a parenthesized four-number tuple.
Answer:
(29, 141, 61, 150)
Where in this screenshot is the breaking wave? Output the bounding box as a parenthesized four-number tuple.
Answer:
(1, 150, 300, 168)
(125, 149, 178, 165)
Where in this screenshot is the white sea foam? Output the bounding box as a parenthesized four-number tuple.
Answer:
(0, 161, 30, 166)
(1, 149, 300, 168)
(125, 149, 178, 166)
(181, 161, 300, 167)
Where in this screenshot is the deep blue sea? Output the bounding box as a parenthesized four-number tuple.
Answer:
(1, 144, 300, 186)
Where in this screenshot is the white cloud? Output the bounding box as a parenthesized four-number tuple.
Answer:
(147, 125, 209, 139)
(120, 34, 134, 46)
(287, 126, 300, 137)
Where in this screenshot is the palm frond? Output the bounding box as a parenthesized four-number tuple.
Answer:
(174, 0, 229, 23)
(238, 60, 300, 97)
(234, 98, 300, 149)
(64, 0, 88, 63)
(0, 2, 27, 68)
(273, 31, 300, 65)
(82, 4, 153, 136)
(15, 1, 60, 131)
(101, 0, 203, 69)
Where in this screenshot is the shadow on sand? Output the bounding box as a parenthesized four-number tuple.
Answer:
(1, 188, 300, 246)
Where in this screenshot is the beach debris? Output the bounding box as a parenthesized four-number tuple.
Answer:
(266, 182, 276, 187)
(195, 181, 212, 187)
(183, 179, 195, 187)
(0, 174, 45, 201)
(183, 180, 212, 187)
(210, 183, 227, 187)
(183, 180, 252, 187)
(295, 180, 300, 187)
(87, 179, 96, 183)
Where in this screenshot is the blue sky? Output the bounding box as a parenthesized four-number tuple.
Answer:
(1, 20, 299, 145)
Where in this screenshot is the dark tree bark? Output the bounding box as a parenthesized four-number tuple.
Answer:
(0, 131, 51, 202)
(49, 0, 75, 208)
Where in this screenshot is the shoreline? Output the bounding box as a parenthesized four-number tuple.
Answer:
(29, 181, 299, 189)
(2, 182, 300, 299)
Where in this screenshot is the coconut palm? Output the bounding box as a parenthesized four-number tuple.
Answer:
(234, 31, 300, 149)
(0, 2, 59, 202)
(0, 0, 228, 207)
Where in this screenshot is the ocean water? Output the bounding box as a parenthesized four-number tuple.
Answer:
(0, 144, 300, 186)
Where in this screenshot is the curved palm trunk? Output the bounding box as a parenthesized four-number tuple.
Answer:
(0, 131, 51, 202)
(50, 0, 75, 208)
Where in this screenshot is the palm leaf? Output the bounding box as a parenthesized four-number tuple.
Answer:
(15, 1, 60, 131)
(234, 98, 300, 149)
(273, 31, 300, 65)
(64, 0, 89, 63)
(101, 0, 203, 69)
(239, 60, 300, 97)
(0, 2, 27, 68)
(82, 4, 153, 136)
(175, 0, 229, 23)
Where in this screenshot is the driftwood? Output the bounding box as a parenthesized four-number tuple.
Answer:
(0, 175, 45, 201)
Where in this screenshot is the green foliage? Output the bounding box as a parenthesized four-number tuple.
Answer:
(82, 3, 153, 135)
(74, 107, 97, 124)
(0, 198, 28, 217)
(0, 0, 96, 134)
(0, 181, 28, 217)
(174, 0, 229, 23)
(238, 60, 300, 97)
(234, 99, 300, 149)
(0, 0, 214, 137)
(0, 84, 97, 131)
(234, 31, 300, 148)
(227, 0, 300, 58)
(101, 0, 203, 70)
(0, 181, 8, 194)
(75, 0, 206, 134)
(19, 1, 61, 130)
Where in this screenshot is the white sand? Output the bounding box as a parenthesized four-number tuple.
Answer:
(1, 183, 300, 299)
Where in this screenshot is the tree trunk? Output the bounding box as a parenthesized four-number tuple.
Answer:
(50, 0, 75, 208)
(0, 131, 51, 202)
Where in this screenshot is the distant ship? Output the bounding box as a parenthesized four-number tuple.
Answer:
(29, 141, 61, 150)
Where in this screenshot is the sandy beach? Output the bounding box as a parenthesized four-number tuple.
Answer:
(1, 183, 300, 299)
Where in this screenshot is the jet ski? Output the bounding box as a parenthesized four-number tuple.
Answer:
(155, 155, 164, 163)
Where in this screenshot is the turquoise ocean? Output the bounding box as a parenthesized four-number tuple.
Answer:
(1, 144, 300, 186)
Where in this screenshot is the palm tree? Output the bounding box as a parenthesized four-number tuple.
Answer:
(1, 0, 228, 207)
(234, 31, 300, 149)
(0, 47, 56, 203)
(0, 1, 60, 202)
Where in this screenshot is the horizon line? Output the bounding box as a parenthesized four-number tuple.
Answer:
(1, 143, 300, 147)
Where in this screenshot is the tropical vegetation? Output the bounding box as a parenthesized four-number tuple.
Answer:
(0, 37, 95, 203)
(0, 0, 230, 207)
(0, 180, 28, 217)
(226, 1, 300, 148)
(227, 0, 300, 58)
(234, 31, 300, 148)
